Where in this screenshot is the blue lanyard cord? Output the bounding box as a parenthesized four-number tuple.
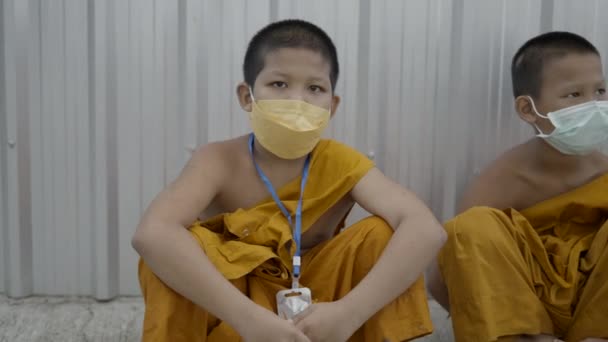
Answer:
(248, 134, 310, 281)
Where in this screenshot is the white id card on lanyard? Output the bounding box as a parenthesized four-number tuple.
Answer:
(248, 134, 313, 319)
(276, 287, 312, 320)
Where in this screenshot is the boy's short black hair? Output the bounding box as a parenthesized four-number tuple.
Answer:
(243, 19, 339, 91)
(511, 31, 600, 98)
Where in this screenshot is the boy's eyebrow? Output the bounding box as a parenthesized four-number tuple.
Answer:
(307, 76, 330, 84)
(265, 70, 330, 84)
(265, 70, 289, 78)
(555, 78, 606, 89)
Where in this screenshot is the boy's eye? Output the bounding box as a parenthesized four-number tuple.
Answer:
(597, 88, 606, 95)
(309, 85, 324, 93)
(271, 81, 287, 88)
(566, 92, 580, 98)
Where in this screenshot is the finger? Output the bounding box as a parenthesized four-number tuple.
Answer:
(295, 318, 306, 331)
(294, 330, 312, 342)
(294, 316, 314, 336)
(292, 305, 315, 325)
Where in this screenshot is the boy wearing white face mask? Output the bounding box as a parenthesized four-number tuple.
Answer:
(428, 31, 608, 342)
(132, 19, 446, 341)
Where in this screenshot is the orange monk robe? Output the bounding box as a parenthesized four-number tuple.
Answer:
(439, 174, 608, 342)
(139, 140, 433, 341)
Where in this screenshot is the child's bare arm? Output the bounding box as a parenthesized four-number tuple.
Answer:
(131, 144, 289, 336)
(344, 168, 447, 326)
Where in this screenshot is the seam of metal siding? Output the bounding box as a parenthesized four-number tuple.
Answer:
(0, 0, 7, 296)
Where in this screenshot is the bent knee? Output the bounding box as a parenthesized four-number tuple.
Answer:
(351, 215, 393, 239)
(444, 206, 510, 245)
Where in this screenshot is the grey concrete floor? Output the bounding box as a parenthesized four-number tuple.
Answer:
(0, 295, 453, 341)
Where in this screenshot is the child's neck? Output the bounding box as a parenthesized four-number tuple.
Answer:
(530, 137, 590, 174)
(252, 138, 308, 171)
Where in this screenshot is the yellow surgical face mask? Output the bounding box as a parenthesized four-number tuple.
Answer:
(249, 89, 331, 159)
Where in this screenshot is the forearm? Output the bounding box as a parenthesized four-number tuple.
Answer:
(132, 223, 269, 331)
(339, 215, 446, 326)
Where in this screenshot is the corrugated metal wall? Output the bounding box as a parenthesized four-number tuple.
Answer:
(1, 0, 607, 298)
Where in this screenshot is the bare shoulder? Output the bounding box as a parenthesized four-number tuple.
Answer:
(458, 144, 529, 213)
(187, 136, 252, 191)
(190, 136, 244, 168)
(142, 136, 246, 226)
(187, 138, 236, 180)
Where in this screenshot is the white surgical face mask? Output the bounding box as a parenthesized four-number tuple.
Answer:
(528, 97, 608, 155)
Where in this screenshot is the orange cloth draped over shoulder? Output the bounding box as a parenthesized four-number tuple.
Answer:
(139, 139, 433, 341)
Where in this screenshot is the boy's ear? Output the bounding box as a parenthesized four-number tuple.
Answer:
(330, 95, 341, 117)
(515, 95, 538, 124)
(237, 82, 253, 112)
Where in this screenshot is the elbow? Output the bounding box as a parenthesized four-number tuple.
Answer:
(432, 224, 448, 252)
(131, 221, 158, 256)
(424, 226, 447, 254)
(435, 224, 448, 247)
(131, 219, 185, 256)
(398, 211, 447, 251)
(417, 216, 447, 252)
(131, 226, 146, 255)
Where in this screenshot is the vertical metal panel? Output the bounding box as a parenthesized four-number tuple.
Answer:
(63, 0, 91, 296)
(1, 0, 34, 298)
(89, 0, 119, 299)
(115, 0, 142, 296)
(0, 0, 7, 295)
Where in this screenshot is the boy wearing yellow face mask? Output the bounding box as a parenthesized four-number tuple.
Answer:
(133, 19, 446, 342)
(428, 32, 608, 342)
